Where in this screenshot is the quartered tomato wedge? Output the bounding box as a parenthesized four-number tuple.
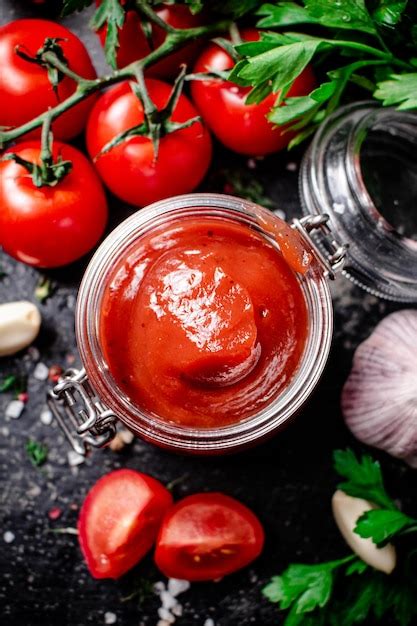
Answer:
(78, 469, 173, 579)
(154, 493, 264, 581)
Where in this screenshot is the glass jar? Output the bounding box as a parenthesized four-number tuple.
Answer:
(300, 101, 417, 301)
(49, 194, 335, 455)
(48, 102, 417, 455)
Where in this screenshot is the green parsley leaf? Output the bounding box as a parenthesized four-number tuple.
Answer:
(257, 2, 318, 28)
(0, 375, 17, 393)
(184, 0, 204, 14)
(90, 0, 125, 69)
(61, 0, 93, 16)
(333, 448, 397, 510)
(372, 0, 408, 27)
(26, 439, 48, 467)
(231, 39, 324, 93)
(35, 276, 56, 303)
(263, 558, 352, 614)
(269, 95, 319, 125)
(354, 509, 417, 545)
(305, 0, 377, 35)
(374, 73, 417, 109)
(335, 573, 388, 626)
(345, 558, 368, 576)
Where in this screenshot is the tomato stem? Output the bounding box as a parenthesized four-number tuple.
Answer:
(135, 1, 176, 34)
(0, 18, 230, 148)
(1, 110, 72, 187)
(96, 65, 200, 162)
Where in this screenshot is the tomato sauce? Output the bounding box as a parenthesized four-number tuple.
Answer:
(100, 217, 308, 428)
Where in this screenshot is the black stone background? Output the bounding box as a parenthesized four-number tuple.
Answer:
(1, 2, 417, 625)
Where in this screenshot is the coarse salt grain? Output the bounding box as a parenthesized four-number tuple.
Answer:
(286, 161, 297, 172)
(158, 608, 175, 624)
(104, 612, 117, 624)
(119, 429, 134, 444)
(67, 450, 85, 467)
(172, 604, 183, 617)
(28, 346, 40, 361)
(4, 531, 15, 543)
(161, 590, 178, 610)
(40, 408, 53, 425)
(157, 621, 171, 626)
(33, 362, 49, 381)
(5, 400, 25, 419)
(167, 578, 190, 597)
(154, 581, 166, 594)
(204, 619, 215, 626)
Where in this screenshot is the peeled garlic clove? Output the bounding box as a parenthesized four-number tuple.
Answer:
(332, 490, 396, 574)
(0, 301, 41, 357)
(342, 310, 417, 467)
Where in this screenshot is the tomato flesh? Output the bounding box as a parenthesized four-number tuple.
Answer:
(78, 469, 173, 579)
(155, 493, 265, 581)
(86, 79, 212, 207)
(0, 19, 97, 140)
(100, 217, 308, 428)
(0, 141, 108, 268)
(191, 29, 316, 155)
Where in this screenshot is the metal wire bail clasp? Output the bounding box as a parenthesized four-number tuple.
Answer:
(292, 214, 348, 280)
(47, 368, 118, 456)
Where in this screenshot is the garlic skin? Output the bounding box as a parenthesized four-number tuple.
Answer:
(342, 310, 417, 467)
(332, 490, 396, 574)
(0, 301, 41, 357)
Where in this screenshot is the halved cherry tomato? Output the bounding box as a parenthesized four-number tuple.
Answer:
(0, 19, 97, 140)
(96, 2, 203, 77)
(191, 29, 316, 155)
(154, 493, 264, 581)
(0, 141, 108, 268)
(78, 469, 173, 579)
(86, 79, 212, 207)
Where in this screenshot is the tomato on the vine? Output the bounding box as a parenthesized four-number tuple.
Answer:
(86, 79, 212, 207)
(78, 469, 173, 579)
(0, 141, 108, 268)
(96, 2, 203, 77)
(154, 493, 265, 581)
(191, 29, 316, 156)
(0, 19, 97, 140)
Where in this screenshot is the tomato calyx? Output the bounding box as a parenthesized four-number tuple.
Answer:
(15, 37, 69, 95)
(2, 112, 72, 187)
(96, 66, 200, 161)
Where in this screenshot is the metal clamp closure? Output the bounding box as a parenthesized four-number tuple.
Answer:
(292, 214, 348, 280)
(47, 368, 118, 456)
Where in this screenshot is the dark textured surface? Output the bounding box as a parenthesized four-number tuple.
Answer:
(1, 3, 417, 626)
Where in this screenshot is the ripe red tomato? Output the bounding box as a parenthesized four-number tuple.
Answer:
(0, 19, 97, 140)
(78, 469, 173, 579)
(96, 2, 203, 77)
(191, 29, 316, 156)
(154, 493, 265, 581)
(0, 141, 108, 268)
(86, 79, 212, 207)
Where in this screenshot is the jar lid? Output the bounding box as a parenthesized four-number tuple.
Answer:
(299, 101, 417, 302)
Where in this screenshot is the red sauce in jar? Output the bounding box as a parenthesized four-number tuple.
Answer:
(100, 217, 308, 427)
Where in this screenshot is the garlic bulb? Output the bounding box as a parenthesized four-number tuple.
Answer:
(332, 490, 396, 574)
(0, 301, 41, 357)
(342, 309, 417, 467)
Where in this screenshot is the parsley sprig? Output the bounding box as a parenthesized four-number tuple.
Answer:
(229, 0, 417, 147)
(263, 449, 417, 625)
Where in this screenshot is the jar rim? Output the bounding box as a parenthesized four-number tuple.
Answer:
(300, 101, 417, 302)
(76, 193, 333, 453)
